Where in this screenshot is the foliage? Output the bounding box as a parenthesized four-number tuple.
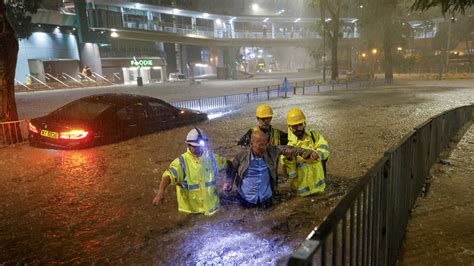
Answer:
(411, 0, 473, 15)
(4, 0, 42, 39)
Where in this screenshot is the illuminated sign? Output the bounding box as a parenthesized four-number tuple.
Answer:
(131, 57, 153, 67)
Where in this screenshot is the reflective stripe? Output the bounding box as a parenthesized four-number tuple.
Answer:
(318, 144, 329, 151)
(273, 128, 280, 145)
(205, 180, 216, 187)
(209, 153, 218, 177)
(318, 152, 324, 160)
(208, 204, 219, 213)
(182, 183, 200, 190)
(288, 172, 297, 178)
(297, 162, 306, 168)
(297, 187, 310, 194)
(168, 168, 178, 182)
(315, 179, 325, 188)
(178, 155, 187, 182)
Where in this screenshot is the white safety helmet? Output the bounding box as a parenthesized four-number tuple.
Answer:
(185, 128, 208, 147)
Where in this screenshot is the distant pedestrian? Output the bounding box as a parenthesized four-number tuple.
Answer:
(281, 77, 292, 96)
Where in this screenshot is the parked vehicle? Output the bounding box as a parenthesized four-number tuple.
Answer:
(168, 73, 187, 82)
(28, 93, 208, 149)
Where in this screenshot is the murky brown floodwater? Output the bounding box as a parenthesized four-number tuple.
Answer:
(1, 80, 473, 264)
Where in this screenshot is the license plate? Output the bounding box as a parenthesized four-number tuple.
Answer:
(40, 129, 59, 139)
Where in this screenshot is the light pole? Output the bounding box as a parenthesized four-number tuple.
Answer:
(371, 48, 378, 80)
(320, 3, 326, 83)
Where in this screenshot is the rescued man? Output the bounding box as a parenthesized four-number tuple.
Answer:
(224, 130, 318, 208)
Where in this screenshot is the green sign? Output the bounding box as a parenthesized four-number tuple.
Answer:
(131, 58, 153, 67)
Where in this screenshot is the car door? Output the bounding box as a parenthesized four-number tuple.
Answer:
(116, 102, 149, 139)
(146, 99, 180, 132)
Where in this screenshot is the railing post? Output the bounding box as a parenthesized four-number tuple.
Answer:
(332, 82, 335, 91)
(267, 86, 270, 100)
(246, 93, 250, 103)
(293, 82, 297, 95)
(277, 84, 280, 97)
(378, 159, 391, 266)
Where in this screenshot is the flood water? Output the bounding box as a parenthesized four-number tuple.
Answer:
(1, 80, 473, 264)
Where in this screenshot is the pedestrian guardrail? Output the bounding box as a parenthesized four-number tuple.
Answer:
(0, 120, 28, 147)
(171, 79, 385, 112)
(287, 104, 474, 266)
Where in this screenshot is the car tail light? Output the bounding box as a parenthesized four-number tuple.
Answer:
(28, 122, 39, 133)
(59, 130, 89, 140)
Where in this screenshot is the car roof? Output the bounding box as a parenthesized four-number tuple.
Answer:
(80, 93, 161, 105)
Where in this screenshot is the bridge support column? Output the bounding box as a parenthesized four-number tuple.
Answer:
(219, 47, 240, 79)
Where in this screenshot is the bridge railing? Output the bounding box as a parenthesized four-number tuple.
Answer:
(287, 104, 473, 266)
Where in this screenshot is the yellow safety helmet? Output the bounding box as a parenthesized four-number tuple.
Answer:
(286, 108, 306, 125)
(256, 104, 273, 118)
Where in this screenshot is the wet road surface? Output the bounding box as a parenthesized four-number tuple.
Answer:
(1, 80, 473, 264)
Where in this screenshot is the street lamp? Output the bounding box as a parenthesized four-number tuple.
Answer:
(397, 47, 402, 51)
(371, 49, 378, 79)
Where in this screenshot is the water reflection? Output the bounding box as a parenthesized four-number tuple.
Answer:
(42, 150, 125, 261)
(174, 223, 290, 264)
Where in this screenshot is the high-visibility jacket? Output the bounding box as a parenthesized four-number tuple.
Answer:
(237, 126, 288, 147)
(252, 126, 283, 145)
(162, 148, 228, 215)
(285, 129, 329, 196)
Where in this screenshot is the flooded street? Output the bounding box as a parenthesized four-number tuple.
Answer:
(1, 80, 473, 264)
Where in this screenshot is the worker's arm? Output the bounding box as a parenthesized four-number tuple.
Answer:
(152, 175, 171, 205)
(237, 129, 252, 147)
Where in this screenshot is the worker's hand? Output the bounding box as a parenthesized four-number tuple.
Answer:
(281, 148, 293, 157)
(309, 151, 320, 161)
(223, 182, 232, 192)
(152, 190, 165, 206)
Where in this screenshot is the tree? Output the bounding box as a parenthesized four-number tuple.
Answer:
(0, 0, 42, 143)
(411, 0, 473, 15)
(358, 0, 412, 84)
(308, 0, 348, 81)
(0, 0, 41, 142)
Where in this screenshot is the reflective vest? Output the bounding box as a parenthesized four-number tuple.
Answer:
(163, 149, 227, 215)
(285, 129, 329, 196)
(252, 126, 281, 145)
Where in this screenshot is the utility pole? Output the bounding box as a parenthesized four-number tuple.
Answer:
(445, 17, 453, 71)
(320, 2, 326, 83)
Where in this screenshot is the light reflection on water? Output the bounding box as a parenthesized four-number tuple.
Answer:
(175, 223, 290, 265)
(42, 150, 125, 261)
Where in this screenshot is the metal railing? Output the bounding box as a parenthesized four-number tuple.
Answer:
(288, 104, 474, 266)
(170, 79, 385, 112)
(0, 120, 28, 147)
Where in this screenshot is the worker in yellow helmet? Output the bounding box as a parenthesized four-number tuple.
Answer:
(237, 104, 288, 147)
(152, 128, 229, 215)
(284, 108, 329, 196)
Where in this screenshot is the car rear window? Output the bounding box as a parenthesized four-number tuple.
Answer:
(54, 100, 113, 119)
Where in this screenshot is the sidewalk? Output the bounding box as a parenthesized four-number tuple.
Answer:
(398, 124, 474, 265)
